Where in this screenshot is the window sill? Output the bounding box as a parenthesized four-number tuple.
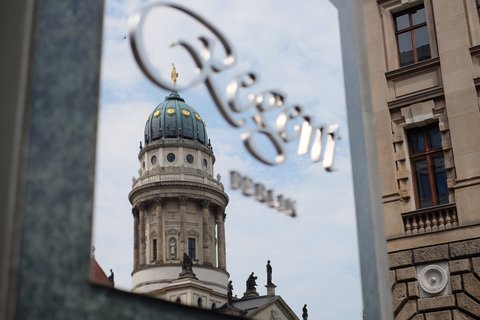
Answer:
(385, 57, 440, 81)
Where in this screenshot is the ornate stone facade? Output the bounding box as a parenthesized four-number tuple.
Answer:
(129, 92, 229, 309)
(390, 238, 480, 319)
(363, 0, 480, 318)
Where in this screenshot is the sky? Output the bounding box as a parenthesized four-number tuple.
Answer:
(92, 0, 364, 318)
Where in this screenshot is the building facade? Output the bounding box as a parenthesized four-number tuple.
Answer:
(364, 0, 480, 319)
(128, 91, 229, 308)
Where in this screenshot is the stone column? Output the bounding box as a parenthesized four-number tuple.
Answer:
(201, 200, 211, 265)
(145, 208, 150, 263)
(132, 208, 139, 269)
(138, 201, 146, 266)
(179, 196, 187, 256)
(155, 197, 164, 263)
(216, 210, 226, 270)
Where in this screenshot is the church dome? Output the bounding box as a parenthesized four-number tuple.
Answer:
(144, 92, 208, 146)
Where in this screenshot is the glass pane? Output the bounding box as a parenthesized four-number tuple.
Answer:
(427, 125, 442, 150)
(414, 159, 432, 208)
(411, 7, 426, 25)
(397, 32, 414, 66)
(432, 156, 449, 205)
(414, 26, 431, 62)
(408, 130, 425, 154)
(92, 1, 363, 319)
(395, 13, 409, 31)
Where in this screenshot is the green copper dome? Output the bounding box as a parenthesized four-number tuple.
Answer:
(144, 92, 208, 146)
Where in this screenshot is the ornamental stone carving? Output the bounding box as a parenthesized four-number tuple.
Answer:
(154, 197, 165, 207)
(179, 196, 188, 206)
(137, 201, 147, 210)
(201, 199, 210, 209)
(419, 264, 448, 295)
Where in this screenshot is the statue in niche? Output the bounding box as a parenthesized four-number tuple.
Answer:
(266, 260, 273, 285)
(227, 280, 234, 305)
(246, 272, 257, 291)
(169, 238, 177, 259)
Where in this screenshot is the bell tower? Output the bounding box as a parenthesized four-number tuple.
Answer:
(128, 80, 229, 308)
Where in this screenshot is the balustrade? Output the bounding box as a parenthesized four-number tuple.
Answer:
(402, 203, 458, 235)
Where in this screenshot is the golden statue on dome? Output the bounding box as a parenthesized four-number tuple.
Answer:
(171, 63, 178, 86)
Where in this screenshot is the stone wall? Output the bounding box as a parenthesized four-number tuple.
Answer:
(390, 238, 480, 319)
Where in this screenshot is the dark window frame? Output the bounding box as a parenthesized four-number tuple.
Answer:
(394, 4, 431, 67)
(477, 0, 480, 14)
(188, 237, 196, 260)
(407, 124, 448, 209)
(152, 238, 158, 261)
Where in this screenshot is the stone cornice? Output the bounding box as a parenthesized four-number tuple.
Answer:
(129, 180, 229, 207)
(385, 57, 440, 80)
(387, 86, 445, 110)
(131, 263, 230, 277)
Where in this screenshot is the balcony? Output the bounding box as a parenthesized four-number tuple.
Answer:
(402, 203, 458, 236)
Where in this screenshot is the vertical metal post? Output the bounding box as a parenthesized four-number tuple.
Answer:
(334, 0, 394, 319)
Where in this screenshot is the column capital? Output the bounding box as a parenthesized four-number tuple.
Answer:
(154, 197, 165, 207)
(179, 195, 188, 206)
(137, 201, 147, 210)
(201, 199, 211, 209)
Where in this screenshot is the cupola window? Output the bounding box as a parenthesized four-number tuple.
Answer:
(167, 153, 176, 162)
(166, 107, 175, 115)
(186, 154, 194, 164)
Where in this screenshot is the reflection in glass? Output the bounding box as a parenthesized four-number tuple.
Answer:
(397, 32, 414, 67)
(395, 14, 409, 31)
(414, 159, 432, 208)
(433, 156, 449, 205)
(93, 1, 361, 319)
(408, 129, 425, 154)
(414, 27, 431, 62)
(395, 5, 431, 67)
(408, 124, 448, 209)
(411, 7, 426, 25)
(427, 125, 442, 149)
